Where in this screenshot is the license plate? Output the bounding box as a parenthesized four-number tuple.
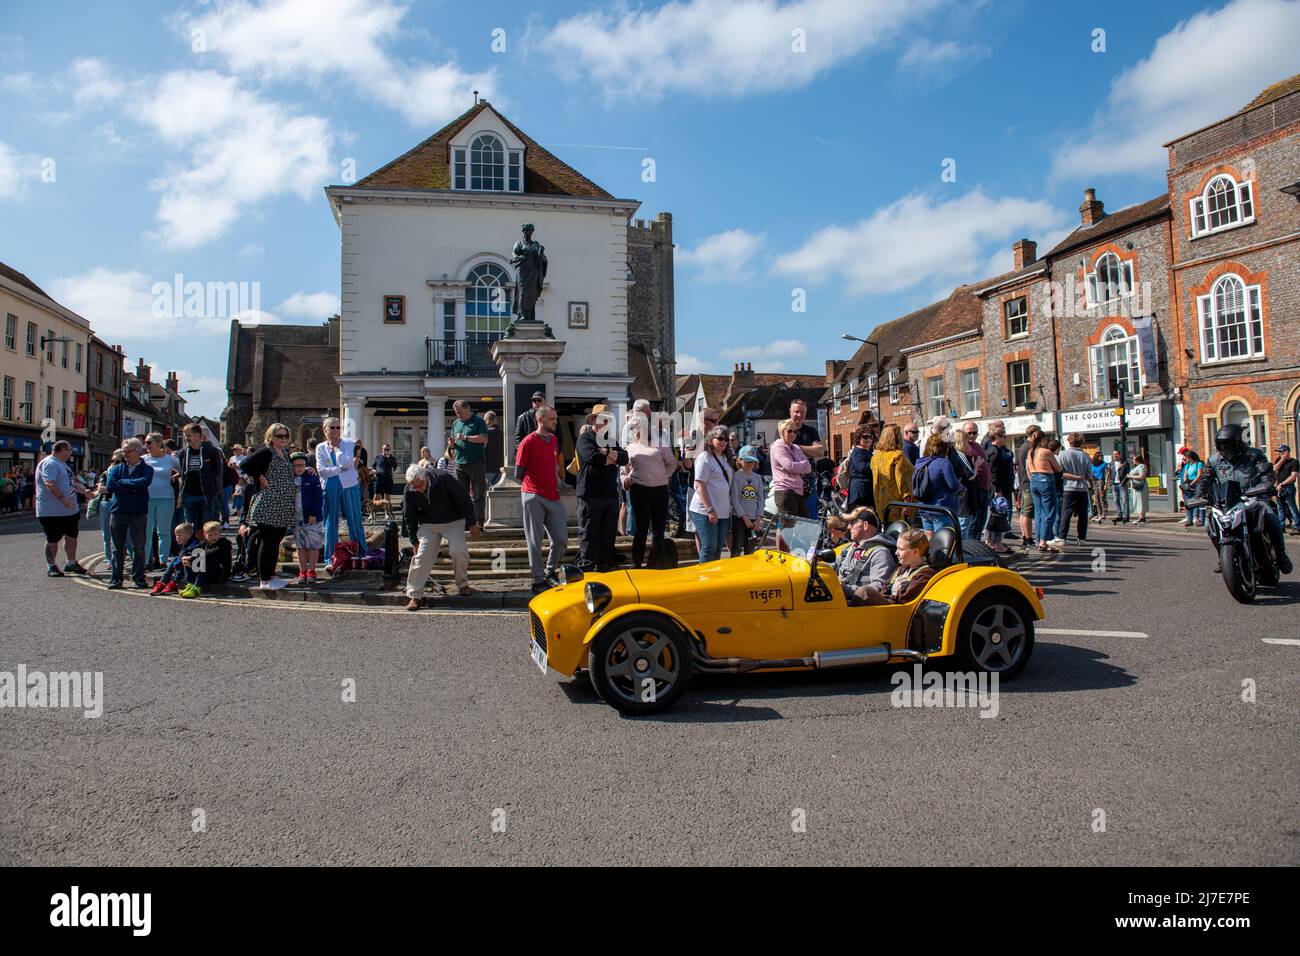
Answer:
(529, 639, 548, 674)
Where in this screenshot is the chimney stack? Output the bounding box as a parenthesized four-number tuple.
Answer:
(825, 359, 847, 384)
(136, 359, 150, 383)
(166, 371, 179, 392)
(1013, 238, 1037, 270)
(1079, 188, 1105, 226)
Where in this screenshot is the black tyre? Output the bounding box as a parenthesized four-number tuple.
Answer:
(954, 591, 1034, 680)
(1221, 542, 1256, 603)
(588, 613, 693, 715)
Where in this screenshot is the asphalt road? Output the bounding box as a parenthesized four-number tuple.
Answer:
(2, 513, 1297, 866)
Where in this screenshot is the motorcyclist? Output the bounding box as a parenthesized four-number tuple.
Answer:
(1196, 424, 1292, 576)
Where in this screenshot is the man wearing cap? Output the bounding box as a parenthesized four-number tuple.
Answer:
(576, 404, 628, 571)
(728, 445, 765, 555)
(514, 391, 545, 461)
(1274, 444, 1299, 533)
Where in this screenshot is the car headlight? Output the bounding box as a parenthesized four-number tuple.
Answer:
(558, 564, 584, 585)
(585, 581, 612, 615)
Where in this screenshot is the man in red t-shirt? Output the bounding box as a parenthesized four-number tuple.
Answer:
(516, 404, 568, 593)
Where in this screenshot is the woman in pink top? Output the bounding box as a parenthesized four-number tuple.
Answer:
(771, 418, 812, 518)
(623, 417, 678, 567)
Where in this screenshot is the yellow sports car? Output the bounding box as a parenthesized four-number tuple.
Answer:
(527, 504, 1045, 715)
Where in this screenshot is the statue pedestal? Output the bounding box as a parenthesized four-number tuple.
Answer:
(486, 467, 578, 529)
(492, 324, 566, 466)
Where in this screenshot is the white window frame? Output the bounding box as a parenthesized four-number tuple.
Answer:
(1189, 174, 1254, 238)
(2, 376, 12, 419)
(1088, 324, 1143, 402)
(1008, 361, 1031, 410)
(925, 375, 946, 419)
(960, 367, 980, 416)
(1085, 252, 1134, 308)
(832, 382, 841, 415)
(4, 314, 14, 351)
(453, 134, 523, 193)
(1197, 274, 1264, 363)
(887, 368, 899, 404)
(23, 381, 34, 423)
(1003, 296, 1028, 338)
(464, 262, 513, 341)
(848, 377, 859, 412)
(867, 373, 879, 410)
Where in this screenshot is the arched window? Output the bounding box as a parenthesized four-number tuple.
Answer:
(452, 133, 523, 192)
(464, 263, 511, 342)
(1197, 273, 1264, 362)
(1089, 324, 1141, 401)
(1190, 174, 1254, 236)
(1086, 252, 1133, 306)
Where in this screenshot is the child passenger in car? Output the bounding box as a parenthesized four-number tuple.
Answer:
(852, 529, 934, 605)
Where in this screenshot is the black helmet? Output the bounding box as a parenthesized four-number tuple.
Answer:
(1215, 423, 1246, 459)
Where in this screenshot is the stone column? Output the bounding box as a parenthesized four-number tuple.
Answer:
(426, 394, 446, 456)
(341, 395, 365, 444)
(486, 322, 567, 528)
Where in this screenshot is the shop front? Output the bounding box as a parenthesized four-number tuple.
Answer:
(0, 431, 87, 472)
(970, 411, 1057, 442)
(1059, 399, 1175, 512)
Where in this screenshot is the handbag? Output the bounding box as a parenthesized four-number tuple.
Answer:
(86, 494, 101, 519)
(566, 453, 580, 477)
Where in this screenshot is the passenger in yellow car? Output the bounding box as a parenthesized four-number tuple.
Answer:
(852, 529, 934, 606)
(834, 507, 897, 594)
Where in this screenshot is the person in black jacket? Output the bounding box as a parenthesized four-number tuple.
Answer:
(576, 405, 629, 572)
(177, 422, 225, 529)
(402, 462, 480, 608)
(513, 391, 545, 461)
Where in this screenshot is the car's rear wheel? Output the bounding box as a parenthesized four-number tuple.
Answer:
(588, 613, 692, 715)
(954, 592, 1034, 679)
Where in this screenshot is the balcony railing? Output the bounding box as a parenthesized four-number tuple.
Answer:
(425, 337, 499, 378)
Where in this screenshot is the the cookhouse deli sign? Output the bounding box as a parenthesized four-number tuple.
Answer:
(1060, 400, 1170, 433)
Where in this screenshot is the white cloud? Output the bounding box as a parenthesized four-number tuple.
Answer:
(774, 189, 1066, 295)
(719, 340, 810, 370)
(1052, 0, 1300, 180)
(276, 291, 339, 318)
(70, 58, 125, 108)
(238, 243, 265, 259)
(0, 72, 37, 95)
(48, 268, 157, 340)
(0, 140, 44, 200)
(897, 38, 989, 82)
(185, 0, 497, 126)
(137, 70, 332, 248)
(676, 353, 720, 374)
(542, 0, 943, 100)
(676, 229, 765, 282)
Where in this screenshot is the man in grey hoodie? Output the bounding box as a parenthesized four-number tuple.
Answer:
(834, 507, 897, 594)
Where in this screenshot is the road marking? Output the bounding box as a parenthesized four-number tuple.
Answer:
(1038, 627, 1149, 639)
(1261, 638, 1300, 647)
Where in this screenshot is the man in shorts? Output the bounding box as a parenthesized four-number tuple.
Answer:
(35, 440, 88, 577)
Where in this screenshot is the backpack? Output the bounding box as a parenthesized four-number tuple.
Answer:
(911, 458, 935, 502)
(987, 494, 1010, 533)
(646, 536, 678, 570)
(328, 539, 362, 574)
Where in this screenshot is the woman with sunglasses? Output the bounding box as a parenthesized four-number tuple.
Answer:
(315, 416, 366, 565)
(240, 423, 296, 589)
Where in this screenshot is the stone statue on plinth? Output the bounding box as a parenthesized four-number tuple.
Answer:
(506, 223, 554, 339)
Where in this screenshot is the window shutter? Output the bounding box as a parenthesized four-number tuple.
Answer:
(1239, 181, 1253, 220)
(1089, 345, 1104, 401)
(1129, 338, 1142, 394)
(1197, 295, 1215, 361)
(1191, 197, 1205, 236)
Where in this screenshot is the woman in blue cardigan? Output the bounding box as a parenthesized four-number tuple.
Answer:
(913, 434, 961, 533)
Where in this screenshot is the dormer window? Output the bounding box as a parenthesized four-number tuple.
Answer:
(1190, 174, 1253, 237)
(452, 133, 522, 192)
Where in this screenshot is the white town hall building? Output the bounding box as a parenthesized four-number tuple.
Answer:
(324, 100, 674, 466)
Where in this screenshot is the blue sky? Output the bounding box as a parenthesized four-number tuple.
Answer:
(2, 0, 1297, 419)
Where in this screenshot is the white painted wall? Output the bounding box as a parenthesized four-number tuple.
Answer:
(340, 200, 629, 379)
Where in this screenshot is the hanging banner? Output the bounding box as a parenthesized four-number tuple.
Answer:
(1131, 315, 1159, 385)
(74, 392, 88, 430)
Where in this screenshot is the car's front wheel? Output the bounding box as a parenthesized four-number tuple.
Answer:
(954, 592, 1034, 679)
(588, 613, 693, 715)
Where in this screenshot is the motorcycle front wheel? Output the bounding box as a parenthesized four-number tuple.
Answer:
(1220, 541, 1257, 604)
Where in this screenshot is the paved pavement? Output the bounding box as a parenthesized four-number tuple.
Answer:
(1, 512, 1296, 865)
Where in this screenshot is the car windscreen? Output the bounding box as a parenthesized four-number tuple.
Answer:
(757, 512, 822, 557)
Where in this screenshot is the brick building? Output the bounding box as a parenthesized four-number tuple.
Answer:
(626, 213, 676, 408)
(1044, 191, 1179, 505)
(1165, 73, 1300, 456)
(87, 336, 125, 470)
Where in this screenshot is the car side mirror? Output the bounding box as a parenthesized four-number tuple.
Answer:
(816, 549, 837, 563)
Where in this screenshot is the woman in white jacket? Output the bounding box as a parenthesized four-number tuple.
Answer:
(315, 416, 366, 562)
(1128, 450, 1150, 525)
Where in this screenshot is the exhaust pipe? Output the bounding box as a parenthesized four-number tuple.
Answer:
(690, 641, 925, 674)
(814, 645, 927, 668)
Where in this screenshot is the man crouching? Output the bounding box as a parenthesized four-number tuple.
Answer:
(403, 462, 481, 609)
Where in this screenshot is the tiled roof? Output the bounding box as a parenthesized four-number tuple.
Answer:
(0, 260, 51, 299)
(1045, 195, 1170, 259)
(1242, 72, 1300, 112)
(627, 343, 664, 405)
(719, 382, 829, 426)
(354, 101, 613, 199)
